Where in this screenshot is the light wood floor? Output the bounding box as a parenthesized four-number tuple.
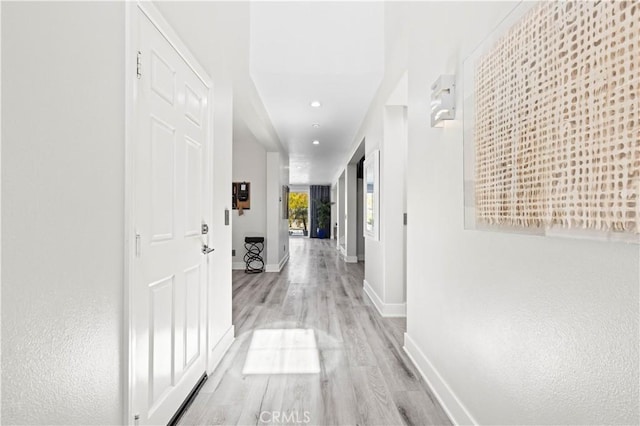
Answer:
(179, 237, 451, 426)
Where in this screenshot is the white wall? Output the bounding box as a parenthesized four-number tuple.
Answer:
(0, 3, 3, 413)
(279, 152, 290, 263)
(353, 78, 408, 316)
(344, 164, 358, 262)
(381, 105, 407, 304)
(399, 2, 639, 425)
(356, 177, 364, 260)
(331, 184, 337, 239)
(265, 150, 290, 272)
(208, 80, 234, 365)
(1, 3, 125, 423)
(337, 172, 346, 250)
(363, 123, 384, 306)
(266, 153, 278, 267)
(360, 101, 408, 314)
(231, 136, 267, 269)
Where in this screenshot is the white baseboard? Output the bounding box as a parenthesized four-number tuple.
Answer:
(265, 252, 290, 273)
(232, 261, 245, 270)
(363, 279, 406, 317)
(403, 333, 476, 426)
(279, 251, 290, 270)
(207, 325, 235, 374)
(337, 245, 357, 263)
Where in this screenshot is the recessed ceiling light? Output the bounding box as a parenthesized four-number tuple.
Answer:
(310, 101, 321, 108)
(312, 140, 320, 145)
(312, 123, 320, 128)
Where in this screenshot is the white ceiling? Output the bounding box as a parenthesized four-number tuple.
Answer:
(249, 2, 385, 185)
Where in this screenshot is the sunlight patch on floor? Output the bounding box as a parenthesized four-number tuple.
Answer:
(242, 329, 321, 375)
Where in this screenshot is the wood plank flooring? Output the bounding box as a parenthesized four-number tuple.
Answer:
(179, 237, 451, 426)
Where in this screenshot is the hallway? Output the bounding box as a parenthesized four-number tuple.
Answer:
(3, 2, 638, 424)
(179, 238, 450, 425)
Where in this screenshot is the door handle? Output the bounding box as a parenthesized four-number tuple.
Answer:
(202, 245, 215, 255)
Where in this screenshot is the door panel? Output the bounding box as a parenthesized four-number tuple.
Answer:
(149, 275, 175, 409)
(133, 7, 210, 425)
(183, 264, 201, 367)
(185, 137, 202, 237)
(184, 84, 203, 127)
(150, 117, 176, 242)
(150, 50, 176, 106)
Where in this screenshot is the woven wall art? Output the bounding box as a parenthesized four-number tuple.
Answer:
(473, 0, 639, 234)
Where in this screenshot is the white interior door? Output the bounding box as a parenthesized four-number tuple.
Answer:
(132, 7, 211, 425)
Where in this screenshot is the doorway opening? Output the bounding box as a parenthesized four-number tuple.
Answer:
(288, 191, 309, 237)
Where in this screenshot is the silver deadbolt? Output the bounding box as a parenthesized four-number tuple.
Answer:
(201, 223, 209, 234)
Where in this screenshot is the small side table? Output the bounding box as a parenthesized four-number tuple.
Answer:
(244, 237, 264, 274)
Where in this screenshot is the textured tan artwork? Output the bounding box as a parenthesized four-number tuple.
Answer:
(474, 1, 639, 233)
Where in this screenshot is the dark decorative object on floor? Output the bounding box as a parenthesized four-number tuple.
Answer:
(315, 199, 332, 239)
(309, 185, 331, 238)
(244, 237, 264, 273)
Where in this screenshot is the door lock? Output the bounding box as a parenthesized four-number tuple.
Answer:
(202, 244, 215, 255)
(201, 223, 209, 234)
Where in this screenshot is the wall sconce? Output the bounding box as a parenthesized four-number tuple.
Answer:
(430, 75, 456, 127)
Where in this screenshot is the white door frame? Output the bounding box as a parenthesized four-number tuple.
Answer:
(124, 3, 214, 424)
